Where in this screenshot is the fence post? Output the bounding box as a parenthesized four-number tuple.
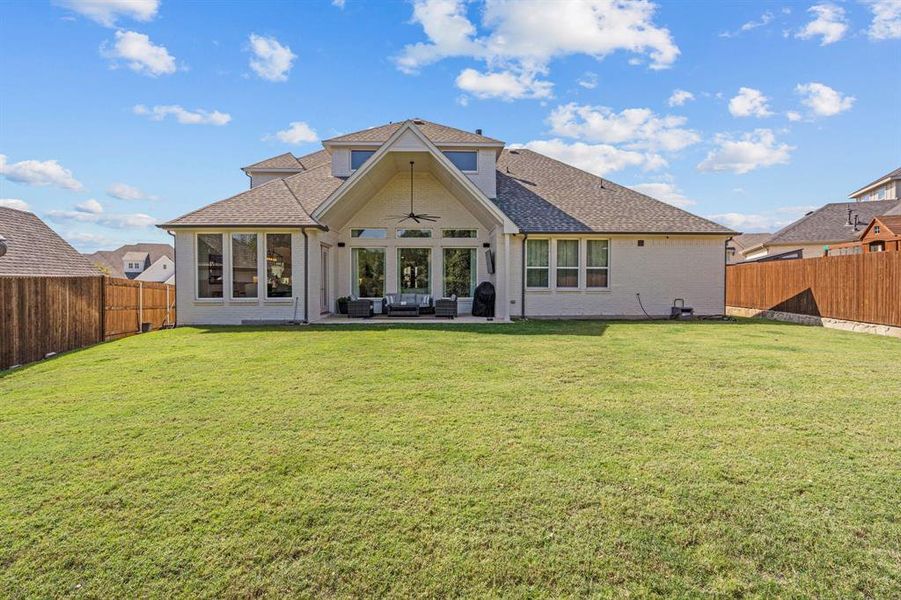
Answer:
(100, 276, 106, 342)
(138, 280, 143, 333)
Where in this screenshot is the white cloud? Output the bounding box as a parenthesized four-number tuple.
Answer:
(56, 0, 158, 27)
(786, 110, 802, 122)
(0, 199, 31, 212)
(866, 0, 901, 40)
(107, 182, 156, 201)
(101, 30, 176, 76)
(795, 82, 854, 117)
(697, 129, 794, 174)
(719, 10, 774, 37)
(728, 87, 773, 118)
(455, 68, 553, 100)
(706, 205, 817, 232)
(133, 104, 231, 126)
(629, 182, 695, 208)
(0, 154, 84, 191)
(796, 4, 848, 45)
(46, 201, 156, 229)
(265, 121, 319, 144)
(577, 72, 598, 89)
(396, 0, 679, 100)
(547, 103, 701, 152)
(76, 198, 104, 214)
(513, 139, 665, 176)
(667, 89, 694, 107)
(247, 34, 296, 82)
(332, 0, 346, 7)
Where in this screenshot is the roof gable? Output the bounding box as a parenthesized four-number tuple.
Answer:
(849, 166, 901, 197)
(0, 208, 99, 277)
(765, 200, 901, 245)
(323, 119, 503, 146)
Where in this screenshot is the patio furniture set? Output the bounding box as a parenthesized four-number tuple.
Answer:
(346, 293, 458, 319)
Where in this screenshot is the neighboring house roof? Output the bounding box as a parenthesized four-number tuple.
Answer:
(764, 200, 901, 246)
(0, 207, 100, 277)
(884, 201, 901, 216)
(161, 120, 734, 235)
(122, 251, 149, 263)
(729, 233, 772, 252)
(494, 149, 735, 234)
(849, 166, 901, 197)
(86, 243, 173, 278)
(867, 215, 901, 236)
(323, 119, 503, 145)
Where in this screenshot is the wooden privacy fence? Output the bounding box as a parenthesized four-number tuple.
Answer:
(0, 276, 175, 369)
(726, 251, 901, 327)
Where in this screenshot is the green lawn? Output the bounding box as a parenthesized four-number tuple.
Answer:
(1, 320, 899, 598)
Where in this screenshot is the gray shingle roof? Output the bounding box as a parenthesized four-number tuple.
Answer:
(324, 119, 503, 145)
(494, 149, 735, 234)
(765, 199, 901, 245)
(849, 166, 901, 197)
(0, 207, 100, 277)
(86, 243, 173, 277)
(160, 178, 320, 228)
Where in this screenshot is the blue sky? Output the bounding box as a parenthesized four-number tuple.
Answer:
(1, 0, 899, 251)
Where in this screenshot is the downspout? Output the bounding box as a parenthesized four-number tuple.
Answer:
(520, 232, 528, 319)
(302, 229, 309, 323)
(723, 237, 729, 317)
(167, 230, 177, 328)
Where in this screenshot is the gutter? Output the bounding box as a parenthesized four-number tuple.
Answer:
(520, 232, 527, 319)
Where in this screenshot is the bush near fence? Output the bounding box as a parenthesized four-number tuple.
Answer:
(726, 251, 901, 327)
(0, 276, 175, 369)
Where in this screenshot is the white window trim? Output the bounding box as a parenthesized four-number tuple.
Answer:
(229, 232, 261, 302)
(350, 246, 387, 299)
(525, 238, 551, 291)
(194, 232, 225, 303)
(441, 246, 478, 300)
(263, 231, 294, 302)
(350, 149, 376, 172)
(585, 238, 611, 290)
(396, 228, 433, 239)
(442, 150, 479, 174)
(554, 238, 581, 290)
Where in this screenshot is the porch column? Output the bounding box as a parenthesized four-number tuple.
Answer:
(493, 229, 509, 320)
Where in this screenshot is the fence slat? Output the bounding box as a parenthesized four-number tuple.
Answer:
(1, 276, 175, 369)
(726, 252, 901, 327)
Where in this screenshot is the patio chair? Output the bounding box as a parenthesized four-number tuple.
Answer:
(347, 298, 374, 318)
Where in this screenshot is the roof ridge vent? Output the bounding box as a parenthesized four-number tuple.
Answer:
(412, 119, 425, 125)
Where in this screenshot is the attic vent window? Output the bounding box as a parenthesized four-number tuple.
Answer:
(637, 240, 645, 247)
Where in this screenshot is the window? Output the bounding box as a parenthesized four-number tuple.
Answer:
(197, 233, 223, 298)
(443, 248, 476, 298)
(396, 228, 431, 238)
(869, 241, 885, 253)
(231, 233, 258, 299)
(398, 248, 431, 294)
(587, 240, 610, 288)
(442, 229, 477, 238)
(350, 150, 375, 170)
(352, 248, 385, 298)
(874, 225, 881, 234)
(526, 239, 549, 288)
(163, 264, 167, 270)
(556, 240, 579, 288)
(266, 233, 292, 298)
(351, 228, 387, 239)
(443, 151, 478, 172)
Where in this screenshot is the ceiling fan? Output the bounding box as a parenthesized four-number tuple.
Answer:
(390, 160, 439, 223)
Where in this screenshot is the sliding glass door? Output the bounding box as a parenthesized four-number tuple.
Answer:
(398, 248, 431, 294)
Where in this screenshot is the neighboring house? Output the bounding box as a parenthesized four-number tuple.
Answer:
(827, 215, 901, 255)
(848, 166, 900, 202)
(0, 207, 100, 277)
(85, 243, 174, 283)
(727, 233, 772, 263)
(742, 200, 901, 260)
(159, 118, 735, 324)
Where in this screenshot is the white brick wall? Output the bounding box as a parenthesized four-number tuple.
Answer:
(508, 234, 728, 318)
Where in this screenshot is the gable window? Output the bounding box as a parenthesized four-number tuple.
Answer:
(586, 240, 609, 288)
(874, 225, 881, 234)
(350, 150, 376, 170)
(443, 248, 476, 298)
(351, 228, 387, 239)
(196, 233, 223, 299)
(443, 151, 478, 172)
(526, 239, 549, 288)
(556, 240, 579, 288)
(396, 228, 431, 238)
(266, 233, 292, 298)
(442, 229, 477, 238)
(352, 247, 385, 298)
(231, 233, 258, 299)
